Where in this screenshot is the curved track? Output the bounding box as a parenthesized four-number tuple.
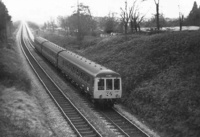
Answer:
(18, 24, 102, 137)
(100, 108, 149, 137)
(18, 23, 151, 137)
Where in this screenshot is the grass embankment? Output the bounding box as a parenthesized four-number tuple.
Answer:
(41, 31, 200, 137)
(0, 40, 53, 136)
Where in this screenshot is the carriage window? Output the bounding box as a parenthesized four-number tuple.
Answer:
(114, 79, 120, 90)
(106, 79, 113, 90)
(98, 79, 104, 90)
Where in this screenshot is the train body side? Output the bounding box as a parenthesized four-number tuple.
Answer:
(34, 37, 48, 53)
(42, 41, 65, 66)
(57, 51, 95, 96)
(34, 36, 122, 104)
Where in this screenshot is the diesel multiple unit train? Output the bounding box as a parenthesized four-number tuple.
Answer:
(34, 36, 122, 106)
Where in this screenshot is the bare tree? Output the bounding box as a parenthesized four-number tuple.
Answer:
(120, 0, 132, 35)
(69, 2, 96, 41)
(49, 18, 56, 32)
(143, 0, 160, 31)
(42, 22, 47, 30)
(136, 12, 146, 32)
(57, 16, 70, 35)
(129, 0, 146, 33)
(154, 0, 160, 31)
(47, 21, 50, 30)
(178, 5, 184, 31)
(179, 14, 184, 31)
(104, 12, 117, 33)
(129, 0, 137, 33)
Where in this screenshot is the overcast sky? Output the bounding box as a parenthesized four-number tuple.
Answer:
(2, 0, 200, 25)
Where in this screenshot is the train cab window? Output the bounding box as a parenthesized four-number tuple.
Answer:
(114, 79, 120, 90)
(98, 79, 105, 90)
(106, 79, 113, 90)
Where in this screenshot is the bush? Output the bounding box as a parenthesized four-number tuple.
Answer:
(0, 48, 31, 92)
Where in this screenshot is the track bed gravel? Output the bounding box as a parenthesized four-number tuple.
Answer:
(16, 34, 75, 137)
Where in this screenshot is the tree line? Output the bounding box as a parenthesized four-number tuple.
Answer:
(0, 1, 12, 43)
(41, 0, 200, 41)
(186, 1, 200, 26)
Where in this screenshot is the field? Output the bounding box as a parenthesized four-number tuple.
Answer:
(40, 30, 200, 137)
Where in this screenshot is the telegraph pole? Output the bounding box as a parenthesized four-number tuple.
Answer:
(154, 0, 160, 31)
(178, 0, 183, 31)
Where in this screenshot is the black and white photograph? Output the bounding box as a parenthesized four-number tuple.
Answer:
(0, 0, 200, 136)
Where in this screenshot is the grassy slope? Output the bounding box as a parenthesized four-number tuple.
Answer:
(0, 45, 31, 91)
(0, 42, 54, 136)
(41, 31, 200, 137)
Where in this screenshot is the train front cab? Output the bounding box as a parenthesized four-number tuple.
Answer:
(93, 73, 122, 106)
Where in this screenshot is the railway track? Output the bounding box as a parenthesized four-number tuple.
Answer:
(19, 24, 151, 137)
(67, 85, 150, 137)
(100, 108, 149, 137)
(18, 24, 102, 137)
(59, 76, 150, 137)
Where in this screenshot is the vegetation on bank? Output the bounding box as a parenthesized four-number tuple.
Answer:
(0, 1, 12, 42)
(0, 45, 31, 91)
(41, 30, 200, 137)
(0, 40, 55, 137)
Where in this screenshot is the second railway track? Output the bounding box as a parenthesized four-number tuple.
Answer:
(19, 24, 102, 137)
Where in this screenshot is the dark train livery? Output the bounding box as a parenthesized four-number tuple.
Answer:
(34, 37, 122, 106)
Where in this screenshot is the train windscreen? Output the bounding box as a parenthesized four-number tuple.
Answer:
(98, 78, 120, 90)
(98, 79, 105, 90)
(114, 79, 120, 90)
(106, 79, 113, 90)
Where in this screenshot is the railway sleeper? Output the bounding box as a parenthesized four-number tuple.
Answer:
(73, 121, 86, 125)
(65, 111, 77, 115)
(78, 127, 92, 131)
(66, 113, 79, 117)
(70, 116, 82, 120)
(71, 118, 84, 122)
(62, 107, 75, 111)
(80, 130, 95, 135)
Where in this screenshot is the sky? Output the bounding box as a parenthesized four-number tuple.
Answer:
(2, 0, 200, 25)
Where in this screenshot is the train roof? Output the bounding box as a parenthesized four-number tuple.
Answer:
(59, 50, 120, 77)
(43, 41, 65, 52)
(35, 36, 120, 77)
(35, 37, 65, 53)
(34, 37, 49, 45)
